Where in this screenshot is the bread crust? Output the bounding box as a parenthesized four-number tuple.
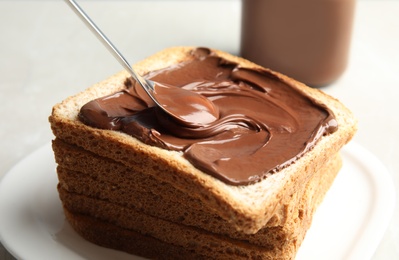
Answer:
(49, 46, 357, 234)
(59, 149, 341, 259)
(54, 139, 340, 248)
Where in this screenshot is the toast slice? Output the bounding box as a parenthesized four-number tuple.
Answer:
(49, 46, 357, 234)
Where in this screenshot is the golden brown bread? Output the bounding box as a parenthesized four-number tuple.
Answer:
(52, 138, 294, 237)
(49, 47, 357, 234)
(63, 209, 202, 260)
(54, 139, 342, 248)
(58, 149, 342, 259)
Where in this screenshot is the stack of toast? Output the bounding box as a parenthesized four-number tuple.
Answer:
(49, 47, 357, 259)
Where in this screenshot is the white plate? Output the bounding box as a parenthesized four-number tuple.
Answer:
(0, 142, 395, 260)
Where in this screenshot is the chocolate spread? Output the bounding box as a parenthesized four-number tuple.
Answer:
(152, 81, 219, 126)
(79, 48, 337, 185)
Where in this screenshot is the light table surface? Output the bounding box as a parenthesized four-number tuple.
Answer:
(1, 0, 398, 259)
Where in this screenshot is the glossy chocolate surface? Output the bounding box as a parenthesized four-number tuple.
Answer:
(79, 48, 337, 185)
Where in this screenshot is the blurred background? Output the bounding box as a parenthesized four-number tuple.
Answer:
(1, 0, 398, 259)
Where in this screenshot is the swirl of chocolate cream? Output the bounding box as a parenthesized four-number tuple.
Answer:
(79, 48, 338, 185)
(152, 81, 220, 127)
